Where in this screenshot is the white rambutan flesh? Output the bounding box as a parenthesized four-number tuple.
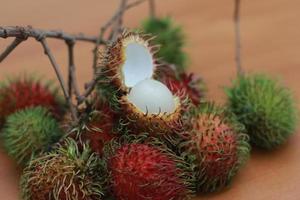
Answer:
(127, 79, 176, 114)
(123, 43, 154, 87)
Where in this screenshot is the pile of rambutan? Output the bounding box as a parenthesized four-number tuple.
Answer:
(0, 17, 297, 200)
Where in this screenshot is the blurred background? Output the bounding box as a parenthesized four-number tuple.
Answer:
(0, 0, 299, 199)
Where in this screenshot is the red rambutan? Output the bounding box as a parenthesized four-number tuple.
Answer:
(107, 140, 194, 200)
(71, 100, 119, 156)
(162, 71, 204, 106)
(0, 77, 64, 125)
(181, 103, 250, 192)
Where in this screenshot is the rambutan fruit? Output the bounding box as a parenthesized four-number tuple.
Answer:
(141, 17, 187, 72)
(96, 31, 185, 136)
(154, 63, 204, 106)
(104, 136, 195, 200)
(120, 79, 184, 135)
(97, 31, 159, 110)
(71, 106, 118, 157)
(20, 139, 107, 200)
(0, 77, 64, 125)
(1, 106, 62, 166)
(181, 103, 250, 192)
(226, 74, 298, 149)
(163, 71, 204, 106)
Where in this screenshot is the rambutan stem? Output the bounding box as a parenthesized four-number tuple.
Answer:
(234, 0, 244, 76)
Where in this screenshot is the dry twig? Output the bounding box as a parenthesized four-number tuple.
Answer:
(234, 0, 243, 75)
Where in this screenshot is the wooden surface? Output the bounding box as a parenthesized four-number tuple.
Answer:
(0, 0, 300, 199)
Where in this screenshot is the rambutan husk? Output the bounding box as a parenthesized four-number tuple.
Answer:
(179, 103, 250, 193)
(0, 76, 65, 126)
(118, 94, 185, 136)
(103, 134, 195, 200)
(20, 139, 108, 200)
(96, 31, 160, 111)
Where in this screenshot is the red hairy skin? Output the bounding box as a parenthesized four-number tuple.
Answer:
(194, 115, 238, 179)
(83, 112, 116, 156)
(81, 101, 119, 156)
(164, 73, 203, 106)
(109, 143, 188, 200)
(0, 79, 62, 124)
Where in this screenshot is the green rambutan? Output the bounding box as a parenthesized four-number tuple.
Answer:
(104, 135, 195, 200)
(20, 139, 107, 200)
(180, 103, 250, 192)
(1, 106, 62, 166)
(141, 17, 187, 72)
(0, 77, 64, 125)
(226, 74, 298, 149)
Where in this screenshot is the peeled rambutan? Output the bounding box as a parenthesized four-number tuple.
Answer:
(1, 106, 62, 166)
(20, 139, 107, 200)
(226, 74, 298, 149)
(141, 17, 187, 72)
(0, 77, 64, 125)
(120, 79, 183, 136)
(181, 103, 250, 192)
(105, 137, 194, 200)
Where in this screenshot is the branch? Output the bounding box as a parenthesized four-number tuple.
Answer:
(234, 0, 243, 76)
(112, 0, 128, 40)
(40, 38, 78, 122)
(78, 79, 97, 105)
(66, 40, 81, 100)
(0, 26, 103, 44)
(149, 0, 156, 18)
(0, 37, 25, 62)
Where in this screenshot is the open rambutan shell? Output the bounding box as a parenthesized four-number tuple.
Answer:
(120, 94, 183, 135)
(98, 31, 160, 93)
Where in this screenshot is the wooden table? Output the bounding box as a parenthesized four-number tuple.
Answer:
(0, 0, 299, 199)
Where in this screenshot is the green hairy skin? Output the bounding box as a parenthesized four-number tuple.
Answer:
(226, 74, 298, 149)
(2, 106, 62, 166)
